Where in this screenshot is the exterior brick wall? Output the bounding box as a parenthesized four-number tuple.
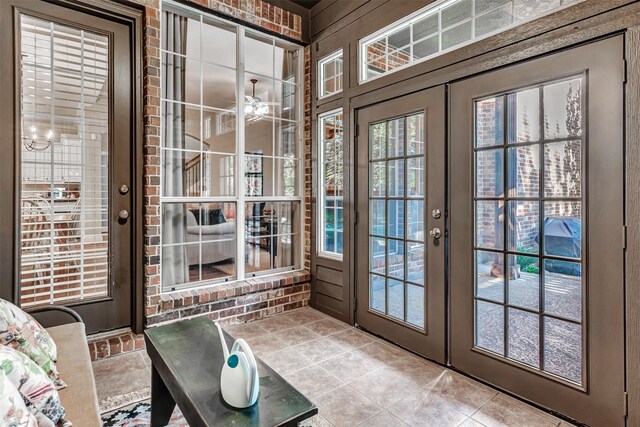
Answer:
(88, 0, 309, 361)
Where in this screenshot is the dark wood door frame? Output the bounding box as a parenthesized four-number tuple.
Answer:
(0, 0, 145, 334)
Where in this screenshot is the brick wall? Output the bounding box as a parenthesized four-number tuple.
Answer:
(89, 0, 309, 361)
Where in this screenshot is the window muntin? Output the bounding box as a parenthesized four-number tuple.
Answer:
(318, 50, 343, 99)
(318, 109, 344, 258)
(360, 0, 581, 83)
(473, 76, 585, 385)
(161, 3, 303, 292)
(368, 113, 426, 329)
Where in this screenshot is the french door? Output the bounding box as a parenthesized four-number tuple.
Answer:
(449, 36, 625, 426)
(356, 86, 446, 363)
(1, 0, 134, 333)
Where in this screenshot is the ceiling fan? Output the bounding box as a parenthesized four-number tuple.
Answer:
(244, 78, 276, 116)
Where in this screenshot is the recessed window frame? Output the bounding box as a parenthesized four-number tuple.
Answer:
(359, 0, 581, 84)
(160, 1, 305, 293)
(317, 107, 344, 260)
(317, 49, 343, 100)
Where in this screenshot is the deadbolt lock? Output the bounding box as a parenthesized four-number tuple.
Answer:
(432, 209, 442, 219)
(119, 184, 129, 195)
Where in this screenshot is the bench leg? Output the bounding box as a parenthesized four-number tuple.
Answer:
(151, 365, 176, 427)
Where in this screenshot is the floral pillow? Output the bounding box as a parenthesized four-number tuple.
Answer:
(0, 368, 39, 427)
(0, 345, 69, 426)
(0, 299, 64, 388)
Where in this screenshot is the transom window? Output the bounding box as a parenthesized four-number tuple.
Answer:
(318, 50, 343, 99)
(359, 0, 581, 83)
(160, 3, 303, 292)
(318, 109, 344, 258)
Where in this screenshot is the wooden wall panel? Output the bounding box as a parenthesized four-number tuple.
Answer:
(625, 25, 640, 427)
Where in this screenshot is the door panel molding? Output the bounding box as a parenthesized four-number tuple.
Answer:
(449, 35, 625, 426)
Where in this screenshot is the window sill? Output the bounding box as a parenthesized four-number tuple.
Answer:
(148, 270, 311, 326)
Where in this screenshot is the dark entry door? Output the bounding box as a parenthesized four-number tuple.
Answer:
(1, 0, 134, 333)
(449, 36, 625, 426)
(356, 86, 446, 362)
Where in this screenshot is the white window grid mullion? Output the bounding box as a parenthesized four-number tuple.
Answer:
(199, 13, 204, 283)
(48, 20, 56, 305)
(471, 0, 476, 38)
(79, 28, 86, 300)
(236, 25, 246, 281)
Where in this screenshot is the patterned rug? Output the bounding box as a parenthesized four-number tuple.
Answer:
(99, 387, 150, 414)
(101, 403, 188, 427)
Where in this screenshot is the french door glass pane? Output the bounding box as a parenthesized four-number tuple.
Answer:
(473, 76, 584, 385)
(19, 15, 110, 307)
(367, 113, 426, 329)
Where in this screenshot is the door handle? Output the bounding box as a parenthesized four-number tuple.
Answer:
(429, 228, 442, 239)
(118, 210, 129, 221)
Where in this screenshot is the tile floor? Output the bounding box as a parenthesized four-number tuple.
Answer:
(93, 307, 572, 426)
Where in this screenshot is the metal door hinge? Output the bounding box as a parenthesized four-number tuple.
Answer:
(354, 297, 357, 312)
(623, 59, 628, 84)
(355, 124, 360, 138)
(623, 225, 627, 249)
(354, 211, 359, 225)
(624, 391, 628, 418)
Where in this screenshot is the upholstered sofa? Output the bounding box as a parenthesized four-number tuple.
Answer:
(30, 306, 101, 426)
(185, 209, 235, 266)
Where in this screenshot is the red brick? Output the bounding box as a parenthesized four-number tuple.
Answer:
(121, 335, 135, 352)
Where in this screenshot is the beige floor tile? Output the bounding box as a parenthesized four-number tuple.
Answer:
(307, 318, 350, 336)
(282, 308, 328, 324)
(259, 347, 315, 375)
(386, 354, 447, 386)
(315, 385, 382, 427)
(358, 411, 408, 427)
(458, 418, 487, 426)
(352, 341, 410, 369)
(426, 371, 497, 416)
(472, 394, 561, 427)
(273, 325, 321, 346)
(349, 368, 420, 408)
(327, 328, 376, 351)
(294, 337, 347, 363)
(283, 365, 344, 402)
(253, 314, 299, 333)
(92, 308, 565, 427)
(140, 349, 152, 370)
(319, 351, 380, 382)
(388, 387, 468, 427)
(224, 322, 270, 340)
(299, 414, 335, 427)
(92, 352, 150, 402)
(245, 333, 289, 356)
